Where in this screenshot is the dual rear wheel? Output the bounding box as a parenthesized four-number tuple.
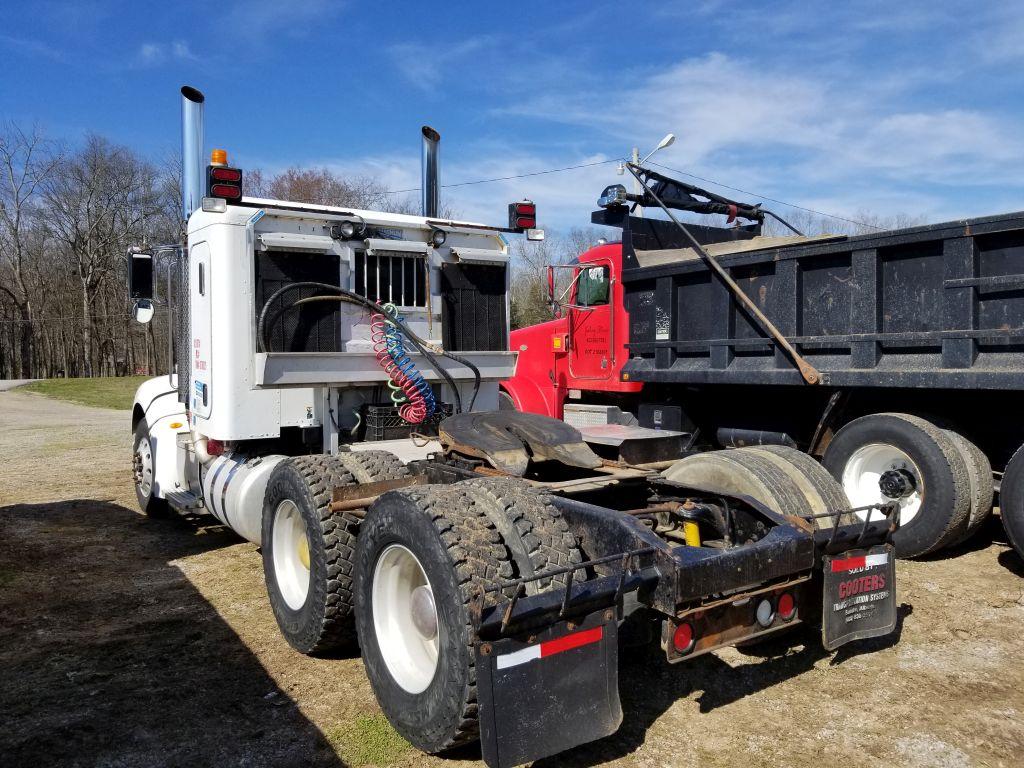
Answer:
(262, 460, 583, 753)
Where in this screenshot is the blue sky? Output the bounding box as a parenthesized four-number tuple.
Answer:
(2, 0, 1023, 231)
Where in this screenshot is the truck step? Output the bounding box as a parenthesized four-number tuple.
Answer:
(563, 403, 637, 429)
(166, 490, 204, 511)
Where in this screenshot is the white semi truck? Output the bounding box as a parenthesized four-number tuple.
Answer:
(127, 86, 904, 767)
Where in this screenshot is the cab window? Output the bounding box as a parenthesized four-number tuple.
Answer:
(576, 265, 610, 306)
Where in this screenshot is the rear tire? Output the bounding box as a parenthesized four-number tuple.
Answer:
(822, 413, 971, 558)
(335, 450, 409, 484)
(943, 430, 994, 543)
(462, 477, 583, 593)
(133, 421, 170, 518)
(738, 445, 853, 528)
(663, 449, 816, 520)
(355, 485, 513, 753)
(1001, 444, 1024, 559)
(262, 455, 360, 654)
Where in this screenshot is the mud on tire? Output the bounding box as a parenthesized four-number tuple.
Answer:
(462, 477, 583, 594)
(355, 484, 514, 754)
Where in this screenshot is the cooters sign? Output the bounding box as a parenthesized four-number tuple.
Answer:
(822, 545, 898, 650)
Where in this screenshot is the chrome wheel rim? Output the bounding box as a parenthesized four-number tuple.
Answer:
(372, 544, 439, 694)
(272, 500, 311, 610)
(842, 443, 924, 524)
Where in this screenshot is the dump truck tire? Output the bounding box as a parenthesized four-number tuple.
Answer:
(822, 413, 971, 558)
(335, 449, 409, 484)
(739, 445, 854, 528)
(943, 430, 994, 543)
(261, 455, 360, 654)
(462, 477, 583, 594)
(1000, 443, 1024, 559)
(355, 484, 513, 754)
(662, 450, 815, 520)
(132, 420, 170, 518)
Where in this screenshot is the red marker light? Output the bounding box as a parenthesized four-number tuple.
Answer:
(673, 622, 695, 653)
(778, 593, 796, 621)
(210, 167, 242, 182)
(211, 183, 242, 199)
(509, 200, 537, 232)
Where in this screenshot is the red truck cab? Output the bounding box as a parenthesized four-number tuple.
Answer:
(501, 241, 641, 419)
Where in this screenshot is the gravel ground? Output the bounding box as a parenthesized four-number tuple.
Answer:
(1, 388, 1023, 768)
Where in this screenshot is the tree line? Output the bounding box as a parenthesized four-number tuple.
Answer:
(0, 124, 426, 380)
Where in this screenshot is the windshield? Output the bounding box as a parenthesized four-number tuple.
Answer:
(575, 265, 609, 306)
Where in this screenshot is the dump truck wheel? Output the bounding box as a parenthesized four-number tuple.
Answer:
(262, 455, 360, 654)
(663, 450, 815, 520)
(132, 421, 170, 518)
(355, 485, 513, 753)
(822, 413, 971, 558)
(739, 445, 854, 528)
(1000, 444, 1024, 559)
(335, 449, 409, 484)
(943, 430, 994, 543)
(462, 477, 583, 594)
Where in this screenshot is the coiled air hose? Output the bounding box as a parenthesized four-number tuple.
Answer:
(256, 281, 478, 414)
(370, 302, 437, 423)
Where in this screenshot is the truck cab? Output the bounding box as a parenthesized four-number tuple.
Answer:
(501, 241, 640, 419)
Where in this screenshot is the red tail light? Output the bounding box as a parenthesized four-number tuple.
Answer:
(508, 199, 537, 231)
(673, 622, 696, 654)
(210, 183, 242, 199)
(778, 592, 796, 621)
(206, 438, 225, 457)
(207, 165, 243, 202)
(210, 167, 242, 182)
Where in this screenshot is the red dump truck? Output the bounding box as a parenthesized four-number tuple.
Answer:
(502, 167, 1024, 561)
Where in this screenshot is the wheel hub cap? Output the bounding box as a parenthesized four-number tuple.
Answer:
(372, 544, 440, 694)
(879, 468, 916, 499)
(410, 585, 438, 640)
(271, 500, 311, 610)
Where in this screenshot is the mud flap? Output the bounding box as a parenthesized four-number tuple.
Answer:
(475, 610, 621, 768)
(822, 543, 897, 650)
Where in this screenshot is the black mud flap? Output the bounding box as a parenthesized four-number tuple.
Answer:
(822, 543, 897, 651)
(475, 610, 621, 768)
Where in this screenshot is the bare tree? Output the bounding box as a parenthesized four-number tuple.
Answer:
(42, 136, 162, 376)
(0, 122, 59, 377)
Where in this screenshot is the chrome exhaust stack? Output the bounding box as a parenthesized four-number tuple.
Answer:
(180, 86, 205, 221)
(421, 126, 440, 218)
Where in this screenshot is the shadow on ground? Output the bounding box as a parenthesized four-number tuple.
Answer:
(0, 500, 346, 768)
(534, 602, 911, 768)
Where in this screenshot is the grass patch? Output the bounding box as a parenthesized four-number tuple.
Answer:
(23, 376, 149, 411)
(325, 714, 410, 766)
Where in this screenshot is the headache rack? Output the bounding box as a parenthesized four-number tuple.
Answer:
(353, 248, 428, 308)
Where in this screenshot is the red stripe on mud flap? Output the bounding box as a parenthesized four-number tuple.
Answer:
(831, 555, 866, 573)
(539, 626, 603, 658)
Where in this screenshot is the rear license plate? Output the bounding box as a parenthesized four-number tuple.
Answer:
(822, 543, 897, 650)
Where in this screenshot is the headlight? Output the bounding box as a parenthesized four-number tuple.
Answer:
(331, 219, 365, 240)
(430, 228, 447, 247)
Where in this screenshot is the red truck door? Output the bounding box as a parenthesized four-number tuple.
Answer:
(568, 260, 614, 381)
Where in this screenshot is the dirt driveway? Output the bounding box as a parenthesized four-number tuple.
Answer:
(2, 388, 1023, 768)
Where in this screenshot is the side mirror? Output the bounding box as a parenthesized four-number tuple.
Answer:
(133, 299, 155, 324)
(547, 265, 555, 309)
(128, 249, 154, 300)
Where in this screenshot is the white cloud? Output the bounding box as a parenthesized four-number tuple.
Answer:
(388, 37, 493, 92)
(135, 39, 199, 67)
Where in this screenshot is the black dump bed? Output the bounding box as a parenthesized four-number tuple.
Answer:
(617, 210, 1024, 390)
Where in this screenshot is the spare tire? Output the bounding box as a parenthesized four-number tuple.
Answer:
(739, 445, 854, 528)
(1000, 443, 1024, 559)
(663, 450, 815, 520)
(822, 413, 971, 558)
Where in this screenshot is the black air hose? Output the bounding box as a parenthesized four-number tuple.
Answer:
(257, 282, 474, 413)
